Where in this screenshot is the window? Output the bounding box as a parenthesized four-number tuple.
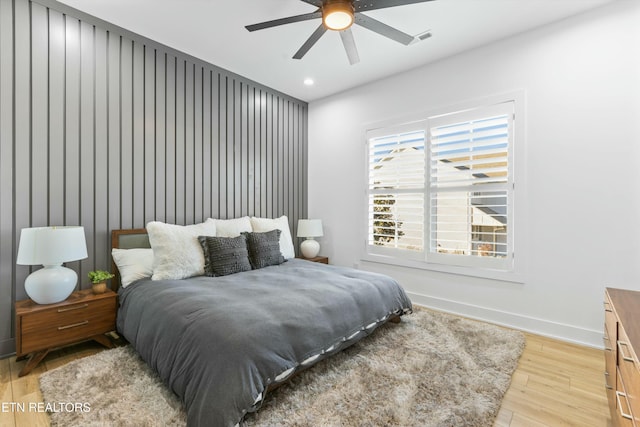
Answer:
(427, 103, 513, 270)
(365, 100, 517, 274)
(367, 125, 425, 259)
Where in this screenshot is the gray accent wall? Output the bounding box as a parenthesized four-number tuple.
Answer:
(0, 0, 308, 357)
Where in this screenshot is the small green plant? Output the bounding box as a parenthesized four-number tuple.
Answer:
(88, 270, 115, 284)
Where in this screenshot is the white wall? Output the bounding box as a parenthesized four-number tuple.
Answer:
(308, 0, 640, 348)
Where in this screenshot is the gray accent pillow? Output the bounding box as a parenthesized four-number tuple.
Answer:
(242, 230, 285, 269)
(198, 235, 252, 277)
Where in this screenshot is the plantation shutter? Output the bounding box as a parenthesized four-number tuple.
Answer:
(367, 125, 425, 255)
(427, 102, 513, 266)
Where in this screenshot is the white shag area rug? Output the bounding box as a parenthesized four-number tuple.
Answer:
(39, 308, 525, 427)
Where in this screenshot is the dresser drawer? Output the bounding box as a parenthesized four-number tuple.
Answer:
(19, 297, 116, 355)
(605, 332, 616, 394)
(605, 294, 617, 347)
(617, 368, 636, 427)
(619, 325, 640, 425)
(604, 291, 618, 417)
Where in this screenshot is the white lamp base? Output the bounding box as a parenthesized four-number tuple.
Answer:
(24, 265, 77, 304)
(300, 238, 320, 259)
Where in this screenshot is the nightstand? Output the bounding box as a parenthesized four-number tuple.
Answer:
(15, 288, 117, 376)
(297, 255, 329, 264)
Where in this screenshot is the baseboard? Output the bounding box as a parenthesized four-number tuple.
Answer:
(0, 337, 15, 359)
(407, 291, 603, 349)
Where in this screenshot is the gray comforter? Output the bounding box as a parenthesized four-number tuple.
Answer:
(117, 258, 412, 426)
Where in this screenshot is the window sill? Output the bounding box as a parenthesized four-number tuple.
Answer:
(360, 253, 524, 284)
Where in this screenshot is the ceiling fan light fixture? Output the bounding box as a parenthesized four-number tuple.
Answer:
(323, 1, 355, 31)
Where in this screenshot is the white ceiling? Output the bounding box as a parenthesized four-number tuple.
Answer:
(56, 0, 614, 102)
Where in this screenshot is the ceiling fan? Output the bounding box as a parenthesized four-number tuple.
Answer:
(245, 0, 435, 65)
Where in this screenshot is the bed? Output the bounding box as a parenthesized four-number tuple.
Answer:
(111, 226, 413, 427)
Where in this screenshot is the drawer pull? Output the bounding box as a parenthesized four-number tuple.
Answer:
(603, 334, 612, 351)
(57, 304, 89, 313)
(618, 341, 635, 363)
(58, 320, 89, 330)
(604, 372, 613, 389)
(616, 391, 634, 420)
(604, 301, 613, 312)
(602, 333, 613, 351)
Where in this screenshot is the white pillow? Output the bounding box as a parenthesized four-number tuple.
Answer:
(111, 248, 154, 288)
(147, 219, 217, 280)
(214, 216, 252, 237)
(250, 216, 295, 259)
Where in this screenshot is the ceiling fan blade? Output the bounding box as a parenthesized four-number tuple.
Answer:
(354, 0, 436, 13)
(340, 29, 360, 65)
(299, 0, 323, 6)
(355, 13, 414, 45)
(293, 24, 328, 59)
(246, 11, 322, 32)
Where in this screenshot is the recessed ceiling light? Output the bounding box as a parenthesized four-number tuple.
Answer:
(417, 30, 433, 41)
(303, 78, 315, 86)
(411, 30, 432, 44)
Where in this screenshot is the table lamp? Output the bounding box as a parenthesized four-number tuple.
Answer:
(17, 226, 88, 304)
(296, 219, 323, 258)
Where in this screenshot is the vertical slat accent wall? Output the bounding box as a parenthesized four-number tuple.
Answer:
(0, 0, 309, 356)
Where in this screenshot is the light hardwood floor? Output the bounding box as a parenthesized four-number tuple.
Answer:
(0, 333, 611, 427)
(497, 333, 612, 427)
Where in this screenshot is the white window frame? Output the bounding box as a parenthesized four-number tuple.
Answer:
(362, 92, 526, 283)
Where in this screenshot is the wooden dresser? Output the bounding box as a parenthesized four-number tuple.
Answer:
(15, 288, 116, 376)
(605, 288, 640, 426)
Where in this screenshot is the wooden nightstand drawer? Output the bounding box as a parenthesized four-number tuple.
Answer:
(296, 255, 329, 264)
(20, 299, 115, 354)
(21, 297, 114, 332)
(15, 289, 117, 376)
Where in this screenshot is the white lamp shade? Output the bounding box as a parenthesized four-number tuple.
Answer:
(296, 219, 323, 238)
(17, 226, 88, 266)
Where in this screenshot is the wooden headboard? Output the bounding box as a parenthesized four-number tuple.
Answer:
(111, 228, 150, 291)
